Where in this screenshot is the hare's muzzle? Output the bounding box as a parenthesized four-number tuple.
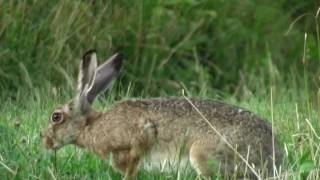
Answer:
(41, 132, 54, 149)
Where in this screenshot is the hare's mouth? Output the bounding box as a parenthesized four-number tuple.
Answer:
(42, 135, 61, 150)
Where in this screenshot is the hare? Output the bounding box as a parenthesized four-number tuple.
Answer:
(41, 50, 283, 179)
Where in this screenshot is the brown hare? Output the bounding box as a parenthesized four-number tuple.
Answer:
(41, 50, 283, 180)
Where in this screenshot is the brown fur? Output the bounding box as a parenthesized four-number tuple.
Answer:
(42, 97, 283, 179)
(41, 51, 283, 180)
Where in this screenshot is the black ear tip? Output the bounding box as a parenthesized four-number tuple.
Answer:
(83, 49, 96, 60)
(115, 52, 123, 59)
(112, 53, 123, 70)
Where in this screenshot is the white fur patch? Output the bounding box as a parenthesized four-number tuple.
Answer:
(141, 144, 191, 173)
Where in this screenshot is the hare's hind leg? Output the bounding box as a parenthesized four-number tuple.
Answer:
(189, 139, 234, 179)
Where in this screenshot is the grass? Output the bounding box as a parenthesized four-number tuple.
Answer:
(0, 84, 319, 179)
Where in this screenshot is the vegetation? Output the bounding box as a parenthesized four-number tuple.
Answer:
(0, 0, 319, 179)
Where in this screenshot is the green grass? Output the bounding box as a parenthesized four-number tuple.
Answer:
(0, 85, 319, 179)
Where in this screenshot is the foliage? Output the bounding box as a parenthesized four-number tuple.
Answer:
(0, 0, 319, 96)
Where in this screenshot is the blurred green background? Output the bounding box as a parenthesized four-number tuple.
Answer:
(1, 0, 319, 98)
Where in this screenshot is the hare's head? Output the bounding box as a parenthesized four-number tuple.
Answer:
(41, 50, 122, 150)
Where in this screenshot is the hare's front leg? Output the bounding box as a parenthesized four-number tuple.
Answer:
(111, 150, 140, 180)
(111, 150, 129, 174)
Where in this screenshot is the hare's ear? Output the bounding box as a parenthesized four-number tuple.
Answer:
(86, 53, 122, 104)
(77, 50, 97, 94)
(76, 50, 97, 113)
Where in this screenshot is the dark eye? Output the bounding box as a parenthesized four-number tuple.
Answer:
(51, 112, 63, 123)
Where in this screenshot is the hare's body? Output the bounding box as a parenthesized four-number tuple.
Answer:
(75, 98, 282, 178)
(41, 50, 283, 179)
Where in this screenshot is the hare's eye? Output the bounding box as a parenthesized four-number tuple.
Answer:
(51, 112, 63, 123)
